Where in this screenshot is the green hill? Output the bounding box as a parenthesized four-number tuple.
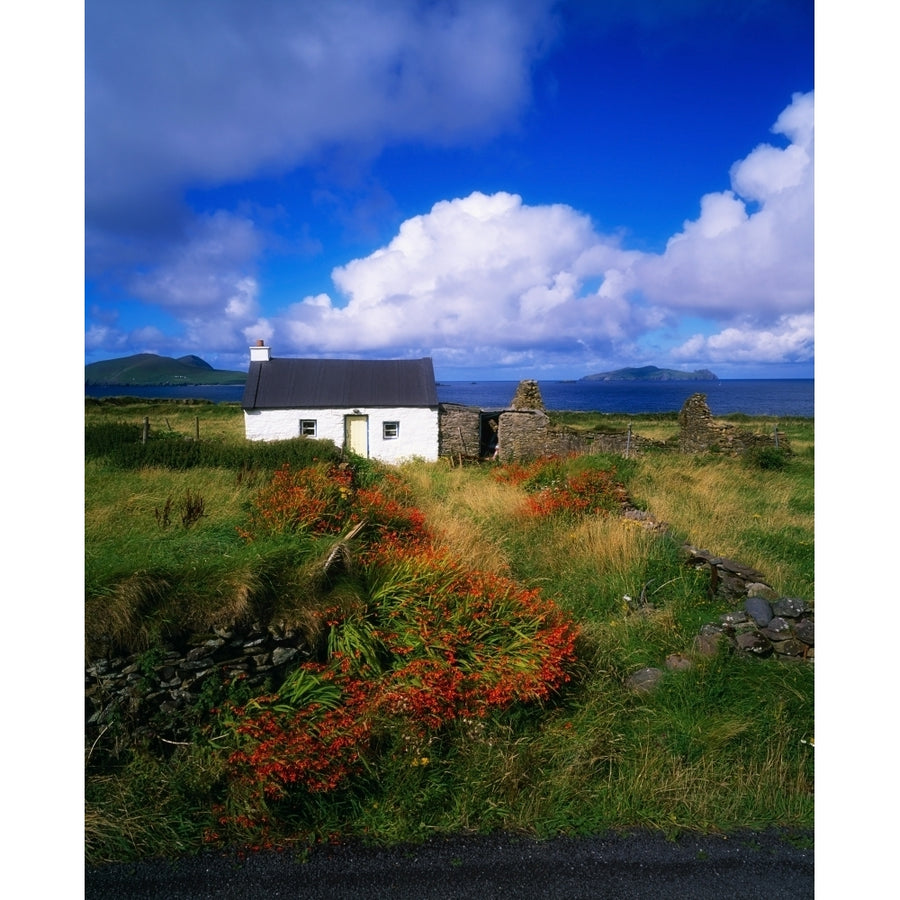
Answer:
(85, 353, 247, 386)
(580, 365, 717, 382)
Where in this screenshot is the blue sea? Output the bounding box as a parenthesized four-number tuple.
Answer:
(85, 379, 813, 417)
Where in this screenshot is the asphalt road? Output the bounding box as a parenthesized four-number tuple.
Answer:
(85, 828, 813, 899)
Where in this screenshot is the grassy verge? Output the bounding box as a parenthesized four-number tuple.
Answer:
(85, 401, 813, 863)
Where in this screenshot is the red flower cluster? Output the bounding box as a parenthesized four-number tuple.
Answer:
(216, 461, 580, 843)
(227, 666, 377, 798)
(490, 457, 557, 487)
(354, 485, 427, 537)
(524, 467, 628, 518)
(493, 456, 628, 519)
(241, 462, 356, 538)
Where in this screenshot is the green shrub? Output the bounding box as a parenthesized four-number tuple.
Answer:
(85, 422, 343, 470)
(84, 421, 143, 455)
(745, 446, 790, 471)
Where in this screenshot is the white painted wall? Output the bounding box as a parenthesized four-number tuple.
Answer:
(243, 406, 439, 463)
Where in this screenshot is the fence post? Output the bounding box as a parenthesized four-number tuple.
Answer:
(195, 416, 200, 441)
(142, 417, 150, 444)
(773, 424, 779, 448)
(626, 422, 632, 458)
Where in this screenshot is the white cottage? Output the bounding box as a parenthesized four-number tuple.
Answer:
(241, 342, 440, 463)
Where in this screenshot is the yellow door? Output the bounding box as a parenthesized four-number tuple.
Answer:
(345, 415, 369, 457)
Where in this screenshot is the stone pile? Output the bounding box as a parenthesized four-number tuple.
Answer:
(684, 544, 813, 661)
(625, 545, 813, 693)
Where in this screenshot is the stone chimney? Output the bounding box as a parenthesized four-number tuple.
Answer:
(250, 339, 271, 362)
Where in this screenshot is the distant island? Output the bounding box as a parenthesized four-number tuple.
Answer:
(85, 353, 247, 386)
(580, 365, 718, 382)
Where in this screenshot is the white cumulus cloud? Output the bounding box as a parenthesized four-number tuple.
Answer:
(276, 191, 646, 367)
(672, 313, 814, 365)
(636, 90, 814, 319)
(272, 92, 813, 374)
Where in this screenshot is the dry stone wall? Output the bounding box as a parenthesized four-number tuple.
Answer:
(440, 386, 782, 463)
(86, 622, 315, 745)
(495, 411, 661, 462)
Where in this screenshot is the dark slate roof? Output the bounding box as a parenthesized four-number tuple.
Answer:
(241, 357, 438, 409)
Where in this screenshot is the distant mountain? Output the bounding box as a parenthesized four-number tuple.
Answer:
(85, 353, 247, 386)
(580, 365, 718, 382)
(176, 354, 215, 370)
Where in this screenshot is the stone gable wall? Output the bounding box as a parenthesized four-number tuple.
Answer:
(676, 393, 788, 454)
(509, 379, 545, 410)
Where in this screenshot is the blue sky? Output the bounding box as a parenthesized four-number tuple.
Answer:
(84, 0, 814, 380)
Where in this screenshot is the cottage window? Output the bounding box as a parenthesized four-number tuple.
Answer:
(300, 419, 317, 437)
(383, 421, 400, 440)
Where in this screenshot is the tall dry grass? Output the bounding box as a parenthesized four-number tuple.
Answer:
(629, 454, 812, 593)
(549, 515, 657, 581)
(399, 461, 522, 575)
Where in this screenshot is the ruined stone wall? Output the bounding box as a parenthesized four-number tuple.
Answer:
(438, 403, 482, 461)
(494, 412, 663, 462)
(438, 388, 786, 464)
(496, 410, 552, 462)
(86, 621, 315, 745)
(509, 379, 545, 410)
(676, 393, 789, 454)
(583, 432, 662, 455)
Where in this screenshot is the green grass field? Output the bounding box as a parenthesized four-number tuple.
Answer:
(85, 400, 813, 863)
